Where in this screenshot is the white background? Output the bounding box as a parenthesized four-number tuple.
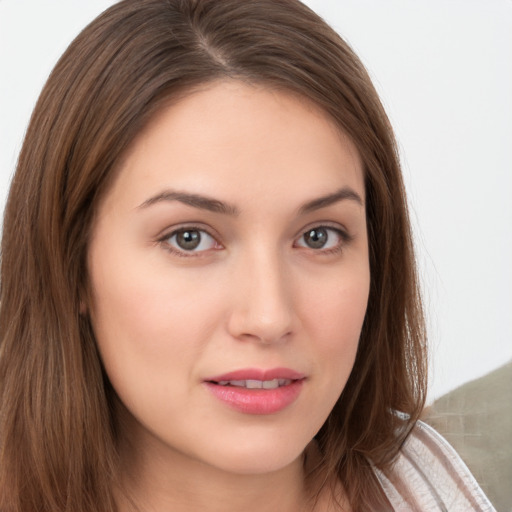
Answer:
(1, 1, 511, 402)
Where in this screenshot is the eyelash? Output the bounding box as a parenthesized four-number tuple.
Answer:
(294, 224, 353, 256)
(157, 224, 352, 257)
(158, 225, 221, 258)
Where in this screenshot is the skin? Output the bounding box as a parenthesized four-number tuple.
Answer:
(87, 80, 369, 512)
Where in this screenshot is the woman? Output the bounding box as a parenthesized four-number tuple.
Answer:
(0, 1, 496, 511)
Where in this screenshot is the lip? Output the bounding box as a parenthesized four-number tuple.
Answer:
(204, 367, 306, 415)
(206, 367, 306, 382)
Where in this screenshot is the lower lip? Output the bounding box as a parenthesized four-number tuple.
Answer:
(204, 380, 304, 415)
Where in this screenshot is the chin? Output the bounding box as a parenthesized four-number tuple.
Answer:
(213, 450, 304, 476)
(194, 428, 312, 475)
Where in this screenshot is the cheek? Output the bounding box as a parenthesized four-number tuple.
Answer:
(304, 267, 369, 342)
(89, 268, 218, 369)
(301, 267, 369, 389)
(88, 271, 222, 430)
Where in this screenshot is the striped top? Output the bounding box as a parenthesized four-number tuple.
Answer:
(374, 421, 497, 511)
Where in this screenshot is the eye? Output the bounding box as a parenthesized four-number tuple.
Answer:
(295, 226, 346, 251)
(164, 228, 219, 254)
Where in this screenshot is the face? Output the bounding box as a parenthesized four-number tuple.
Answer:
(87, 81, 369, 476)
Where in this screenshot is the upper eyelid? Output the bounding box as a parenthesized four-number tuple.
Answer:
(157, 223, 220, 242)
(295, 226, 347, 243)
(294, 221, 350, 239)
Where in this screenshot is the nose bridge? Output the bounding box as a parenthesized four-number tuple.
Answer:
(228, 243, 294, 344)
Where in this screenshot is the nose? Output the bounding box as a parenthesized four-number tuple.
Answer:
(226, 249, 295, 345)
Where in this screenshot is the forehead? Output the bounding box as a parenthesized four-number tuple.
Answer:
(103, 80, 365, 212)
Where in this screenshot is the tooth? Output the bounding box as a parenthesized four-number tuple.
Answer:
(263, 379, 279, 389)
(216, 378, 293, 389)
(246, 379, 263, 389)
(229, 380, 246, 387)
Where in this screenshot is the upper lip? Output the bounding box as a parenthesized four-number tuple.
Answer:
(205, 367, 306, 383)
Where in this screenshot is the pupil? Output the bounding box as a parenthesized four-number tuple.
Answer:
(305, 228, 327, 249)
(176, 230, 201, 250)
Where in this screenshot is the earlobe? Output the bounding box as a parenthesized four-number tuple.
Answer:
(79, 300, 87, 315)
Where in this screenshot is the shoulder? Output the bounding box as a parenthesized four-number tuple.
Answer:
(373, 420, 496, 512)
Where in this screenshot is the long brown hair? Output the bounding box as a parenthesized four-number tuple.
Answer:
(0, 1, 427, 510)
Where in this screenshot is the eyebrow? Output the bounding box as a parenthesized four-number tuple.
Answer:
(138, 190, 240, 215)
(138, 186, 363, 215)
(298, 187, 364, 214)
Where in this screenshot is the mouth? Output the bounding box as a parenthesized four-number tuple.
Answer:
(214, 378, 293, 389)
(206, 367, 305, 383)
(204, 368, 305, 415)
